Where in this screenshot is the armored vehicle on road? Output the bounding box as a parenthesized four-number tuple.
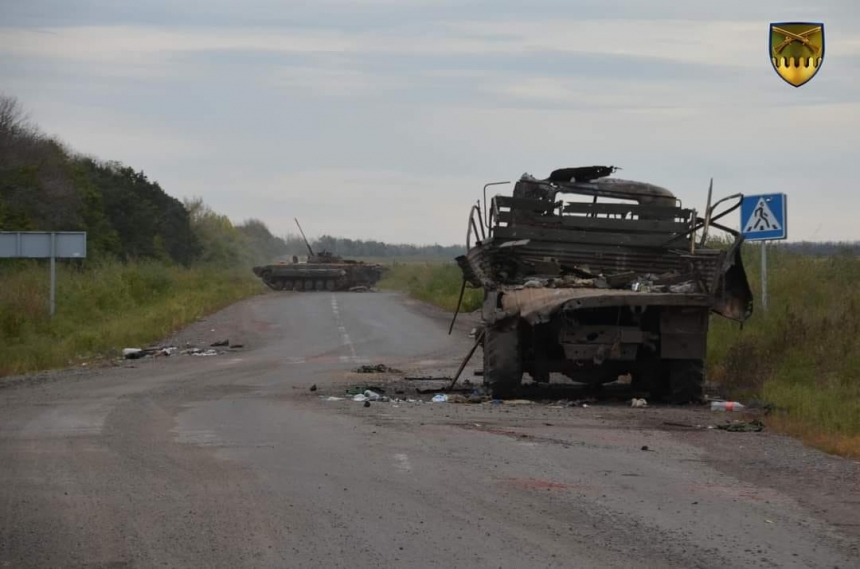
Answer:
(252, 219, 386, 292)
(455, 166, 753, 403)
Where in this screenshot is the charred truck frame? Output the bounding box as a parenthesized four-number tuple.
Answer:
(455, 166, 753, 403)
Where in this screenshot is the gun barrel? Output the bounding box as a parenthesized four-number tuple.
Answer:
(294, 218, 315, 257)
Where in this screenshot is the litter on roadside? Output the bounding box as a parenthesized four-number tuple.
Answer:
(345, 385, 385, 396)
(630, 398, 648, 408)
(404, 376, 451, 381)
(431, 394, 448, 403)
(353, 364, 402, 374)
(716, 420, 764, 432)
(124, 346, 179, 359)
(353, 390, 386, 403)
(710, 401, 745, 412)
(190, 349, 219, 357)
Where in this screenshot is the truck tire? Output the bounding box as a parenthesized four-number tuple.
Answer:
(668, 359, 704, 404)
(483, 320, 523, 399)
(325, 280, 336, 291)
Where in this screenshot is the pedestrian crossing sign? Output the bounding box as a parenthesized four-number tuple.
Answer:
(741, 193, 787, 241)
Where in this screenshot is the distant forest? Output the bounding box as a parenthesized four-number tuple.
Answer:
(281, 234, 464, 259)
(0, 94, 464, 266)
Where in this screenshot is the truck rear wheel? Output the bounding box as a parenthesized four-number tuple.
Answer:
(668, 359, 704, 404)
(483, 320, 523, 399)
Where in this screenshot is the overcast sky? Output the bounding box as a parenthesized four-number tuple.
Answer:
(2, 1, 859, 245)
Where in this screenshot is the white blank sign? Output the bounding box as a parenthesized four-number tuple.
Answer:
(0, 232, 87, 258)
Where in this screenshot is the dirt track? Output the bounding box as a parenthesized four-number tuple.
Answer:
(1, 291, 858, 568)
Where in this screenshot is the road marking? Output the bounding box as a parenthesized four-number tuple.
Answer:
(393, 453, 412, 473)
(331, 295, 358, 358)
(281, 297, 367, 366)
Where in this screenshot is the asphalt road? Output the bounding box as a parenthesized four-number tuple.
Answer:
(1, 291, 857, 568)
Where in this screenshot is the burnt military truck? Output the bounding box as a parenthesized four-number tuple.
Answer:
(252, 219, 386, 292)
(456, 166, 753, 403)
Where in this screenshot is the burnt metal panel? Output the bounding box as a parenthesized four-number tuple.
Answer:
(561, 202, 692, 219)
(509, 213, 692, 234)
(493, 196, 558, 212)
(497, 287, 711, 325)
(493, 225, 680, 247)
(561, 343, 638, 361)
(660, 307, 709, 359)
(467, 239, 722, 289)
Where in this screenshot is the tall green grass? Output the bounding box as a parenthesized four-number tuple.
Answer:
(708, 245, 860, 456)
(378, 262, 483, 313)
(380, 250, 860, 457)
(0, 261, 262, 377)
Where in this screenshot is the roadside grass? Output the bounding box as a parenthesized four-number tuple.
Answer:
(381, 248, 860, 459)
(378, 261, 483, 313)
(708, 245, 860, 458)
(0, 261, 263, 377)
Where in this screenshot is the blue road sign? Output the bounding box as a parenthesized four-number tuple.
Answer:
(741, 193, 787, 241)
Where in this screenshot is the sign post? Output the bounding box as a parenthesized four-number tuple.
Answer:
(0, 232, 87, 317)
(740, 194, 787, 311)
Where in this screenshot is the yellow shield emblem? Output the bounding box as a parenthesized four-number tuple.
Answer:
(770, 22, 825, 87)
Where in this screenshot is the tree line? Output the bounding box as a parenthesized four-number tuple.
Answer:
(0, 94, 465, 268)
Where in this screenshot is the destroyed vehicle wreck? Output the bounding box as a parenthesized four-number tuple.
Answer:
(454, 166, 753, 403)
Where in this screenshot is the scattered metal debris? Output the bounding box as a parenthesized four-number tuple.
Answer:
(354, 364, 402, 374)
(404, 376, 452, 381)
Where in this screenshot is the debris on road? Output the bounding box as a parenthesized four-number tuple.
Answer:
(416, 386, 472, 394)
(448, 394, 491, 404)
(353, 390, 386, 403)
(124, 347, 177, 359)
(404, 375, 451, 381)
(431, 394, 448, 403)
(123, 348, 144, 359)
(662, 421, 704, 430)
(549, 399, 596, 408)
(716, 419, 765, 432)
(631, 398, 648, 408)
(345, 385, 385, 396)
(711, 401, 746, 412)
(210, 339, 229, 347)
(354, 364, 402, 374)
(310, 384, 317, 392)
(191, 350, 218, 357)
